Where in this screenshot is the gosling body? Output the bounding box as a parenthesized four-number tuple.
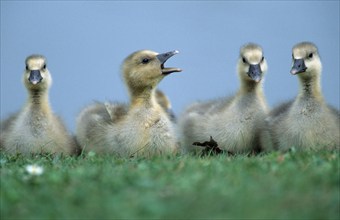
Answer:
(179, 43, 268, 154)
(261, 42, 339, 151)
(0, 55, 77, 155)
(76, 50, 181, 157)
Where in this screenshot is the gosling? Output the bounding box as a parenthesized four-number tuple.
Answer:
(261, 42, 340, 151)
(76, 50, 182, 157)
(0, 55, 77, 155)
(179, 43, 268, 154)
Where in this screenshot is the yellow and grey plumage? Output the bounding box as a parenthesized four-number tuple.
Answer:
(75, 50, 181, 157)
(0, 55, 78, 155)
(260, 42, 340, 151)
(179, 43, 269, 154)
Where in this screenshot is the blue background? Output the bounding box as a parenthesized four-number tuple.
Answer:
(1, 1, 339, 132)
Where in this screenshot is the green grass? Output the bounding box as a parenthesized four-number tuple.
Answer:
(1, 150, 339, 219)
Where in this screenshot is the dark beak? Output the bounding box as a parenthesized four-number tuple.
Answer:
(291, 58, 307, 75)
(156, 50, 182, 75)
(248, 64, 262, 82)
(28, 70, 43, 85)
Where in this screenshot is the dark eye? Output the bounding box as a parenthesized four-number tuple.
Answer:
(25, 65, 29, 70)
(242, 57, 247, 64)
(142, 58, 150, 64)
(42, 64, 46, 69)
(261, 56, 264, 62)
(308, 53, 313, 59)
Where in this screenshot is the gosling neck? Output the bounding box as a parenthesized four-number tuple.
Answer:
(238, 78, 264, 96)
(297, 73, 323, 102)
(129, 86, 158, 109)
(27, 89, 51, 113)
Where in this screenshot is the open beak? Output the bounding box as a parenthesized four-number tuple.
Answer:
(248, 64, 262, 82)
(28, 70, 43, 85)
(291, 58, 307, 75)
(156, 50, 182, 75)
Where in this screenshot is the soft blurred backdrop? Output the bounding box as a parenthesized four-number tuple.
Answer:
(1, 1, 339, 132)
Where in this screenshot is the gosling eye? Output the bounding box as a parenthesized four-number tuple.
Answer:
(242, 57, 247, 64)
(42, 64, 47, 70)
(141, 58, 150, 64)
(261, 56, 264, 63)
(25, 65, 29, 71)
(308, 53, 313, 59)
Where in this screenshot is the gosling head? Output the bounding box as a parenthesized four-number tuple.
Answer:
(290, 42, 322, 81)
(237, 43, 268, 83)
(23, 55, 52, 91)
(121, 50, 181, 96)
